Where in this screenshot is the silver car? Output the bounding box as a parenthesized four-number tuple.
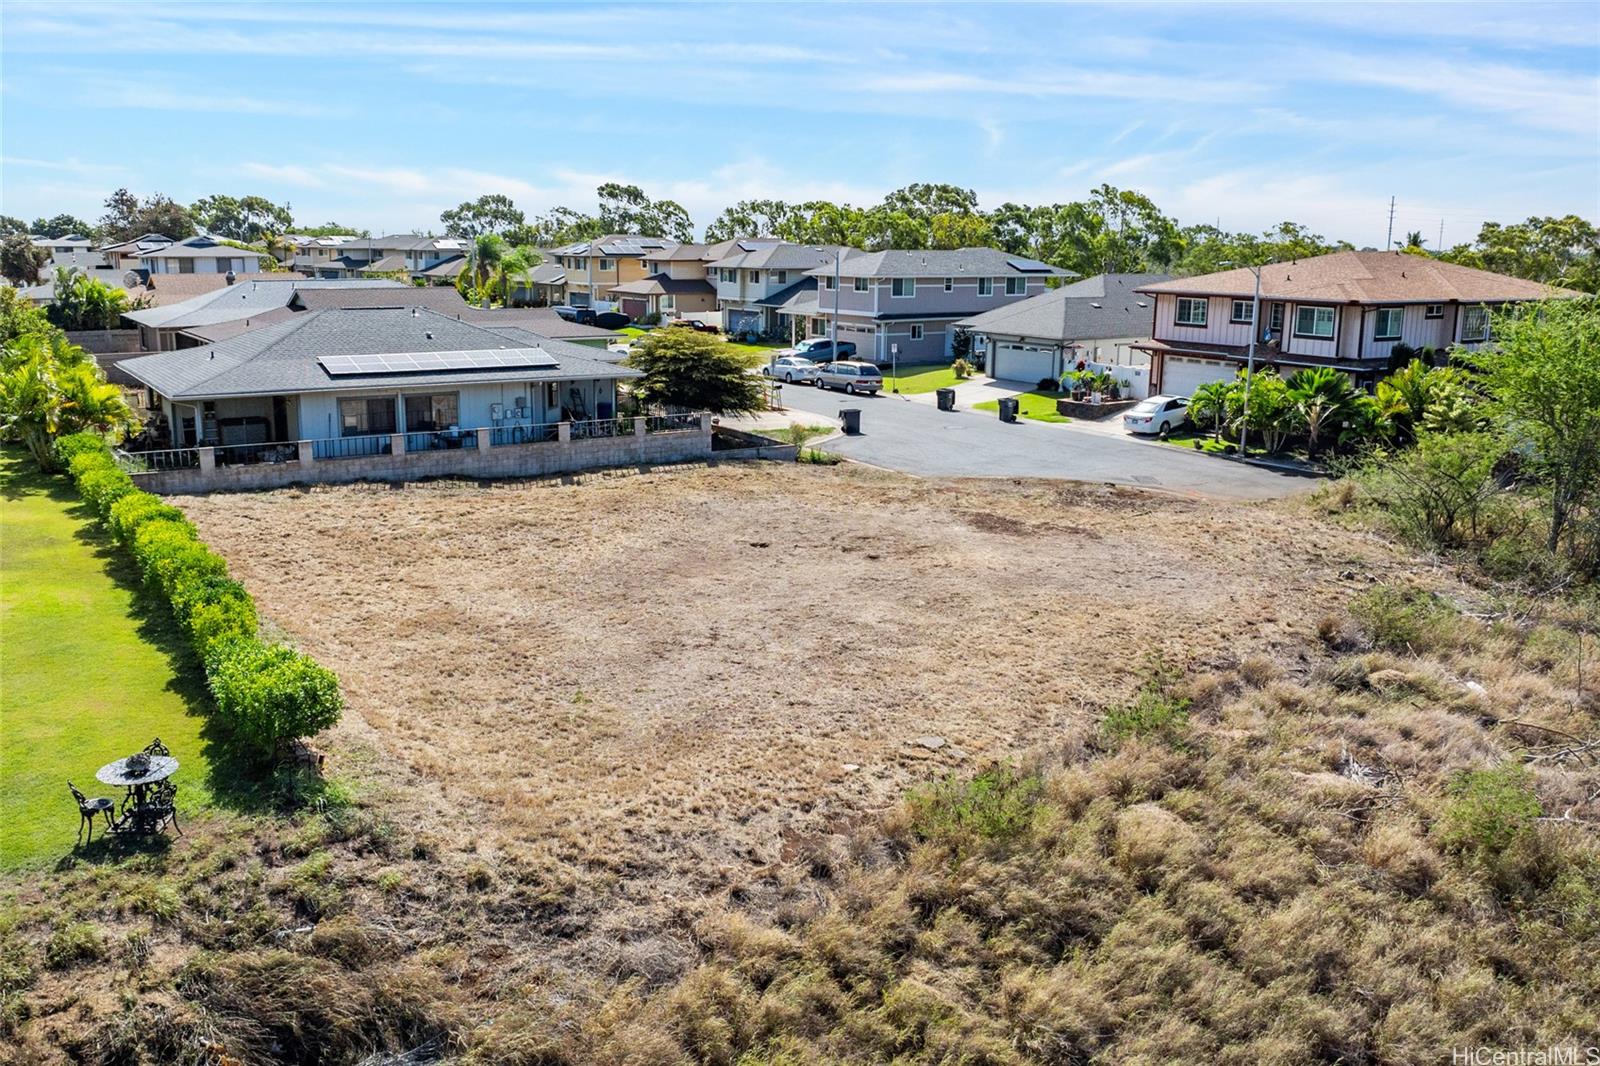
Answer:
(814, 360, 883, 395)
(763, 355, 820, 384)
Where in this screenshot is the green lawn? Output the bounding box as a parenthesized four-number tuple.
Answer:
(881, 363, 964, 394)
(0, 447, 214, 868)
(974, 390, 1073, 424)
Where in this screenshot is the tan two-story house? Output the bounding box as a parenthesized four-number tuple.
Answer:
(1135, 251, 1576, 396)
(604, 242, 720, 321)
(548, 235, 676, 307)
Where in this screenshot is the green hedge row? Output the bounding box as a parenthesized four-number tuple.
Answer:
(55, 433, 343, 763)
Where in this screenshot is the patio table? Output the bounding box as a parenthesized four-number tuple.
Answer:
(96, 754, 178, 834)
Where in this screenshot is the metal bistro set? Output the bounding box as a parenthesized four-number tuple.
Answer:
(68, 738, 183, 845)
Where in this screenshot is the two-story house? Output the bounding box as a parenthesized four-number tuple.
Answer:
(604, 242, 720, 321)
(137, 235, 270, 276)
(548, 235, 676, 307)
(706, 241, 837, 338)
(1134, 251, 1579, 397)
(301, 235, 467, 281)
(99, 233, 176, 272)
(805, 248, 1068, 364)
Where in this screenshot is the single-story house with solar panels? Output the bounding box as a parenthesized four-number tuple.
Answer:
(114, 306, 711, 493)
(804, 248, 1071, 365)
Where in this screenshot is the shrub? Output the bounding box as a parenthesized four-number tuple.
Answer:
(1356, 432, 1508, 551)
(1103, 667, 1192, 745)
(130, 519, 227, 596)
(907, 764, 1042, 846)
(951, 358, 971, 380)
(1439, 764, 1541, 865)
(207, 637, 345, 762)
(68, 451, 135, 517)
(53, 431, 108, 468)
(108, 491, 191, 547)
(169, 573, 258, 656)
(1349, 584, 1457, 652)
(44, 922, 104, 969)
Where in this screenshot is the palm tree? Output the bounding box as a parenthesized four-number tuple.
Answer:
(1403, 230, 1426, 250)
(1376, 358, 1473, 443)
(1188, 380, 1232, 438)
(0, 349, 137, 469)
(1286, 367, 1357, 457)
(469, 234, 508, 307)
(496, 246, 541, 307)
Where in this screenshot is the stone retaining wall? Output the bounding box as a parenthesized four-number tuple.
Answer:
(134, 418, 716, 495)
(1054, 397, 1138, 420)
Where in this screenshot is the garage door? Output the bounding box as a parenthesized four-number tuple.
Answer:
(992, 343, 1055, 384)
(727, 309, 761, 335)
(834, 323, 877, 359)
(1161, 355, 1234, 398)
(620, 297, 646, 320)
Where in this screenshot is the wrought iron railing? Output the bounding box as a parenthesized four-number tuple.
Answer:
(489, 423, 559, 446)
(645, 413, 702, 434)
(569, 417, 633, 440)
(310, 434, 394, 460)
(404, 430, 479, 453)
(116, 447, 200, 472)
(214, 442, 299, 467)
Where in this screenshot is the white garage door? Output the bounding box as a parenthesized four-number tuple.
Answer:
(1161, 355, 1234, 398)
(992, 342, 1055, 384)
(835, 323, 877, 358)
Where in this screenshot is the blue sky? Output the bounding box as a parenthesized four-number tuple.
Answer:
(2, 1, 1596, 246)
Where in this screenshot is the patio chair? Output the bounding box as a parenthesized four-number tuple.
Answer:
(137, 779, 181, 836)
(143, 738, 171, 758)
(68, 782, 115, 845)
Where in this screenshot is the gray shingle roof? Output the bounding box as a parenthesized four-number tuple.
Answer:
(956, 273, 1169, 341)
(754, 275, 818, 308)
(137, 237, 269, 261)
(119, 307, 638, 400)
(124, 278, 409, 329)
(706, 243, 845, 271)
(551, 234, 676, 257)
(815, 247, 1069, 279)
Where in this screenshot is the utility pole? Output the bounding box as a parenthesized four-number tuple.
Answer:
(1437, 219, 1445, 251)
(1385, 196, 1396, 250)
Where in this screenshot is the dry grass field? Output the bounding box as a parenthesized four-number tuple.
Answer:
(176, 463, 1403, 960)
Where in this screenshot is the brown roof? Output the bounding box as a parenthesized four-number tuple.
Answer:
(1139, 251, 1580, 304)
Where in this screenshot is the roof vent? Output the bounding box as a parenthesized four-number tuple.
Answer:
(1090, 302, 1102, 308)
(411, 307, 418, 317)
(425, 331, 434, 340)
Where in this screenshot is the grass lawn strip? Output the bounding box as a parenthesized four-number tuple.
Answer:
(973, 389, 1073, 423)
(0, 447, 212, 869)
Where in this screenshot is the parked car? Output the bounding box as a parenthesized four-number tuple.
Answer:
(668, 318, 720, 334)
(1123, 395, 1189, 437)
(592, 311, 630, 330)
(815, 360, 883, 395)
(762, 355, 820, 384)
(553, 305, 597, 324)
(794, 337, 857, 360)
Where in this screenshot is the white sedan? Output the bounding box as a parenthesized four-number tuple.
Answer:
(762, 355, 821, 384)
(1123, 395, 1189, 437)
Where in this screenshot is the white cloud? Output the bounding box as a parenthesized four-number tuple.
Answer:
(1325, 53, 1599, 136)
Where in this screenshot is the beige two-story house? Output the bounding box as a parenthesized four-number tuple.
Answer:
(605, 242, 721, 321)
(1134, 251, 1577, 396)
(548, 235, 675, 307)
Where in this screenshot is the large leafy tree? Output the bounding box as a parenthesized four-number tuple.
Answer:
(704, 199, 807, 242)
(625, 328, 763, 415)
(190, 194, 293, 242)
(0, 331, 138, 469)
(882, 182, 980, 221)
(0, 215, 27, 238)
(0, 234, 49, 285)
(30, 214, 97, 239)
(440, 193, 527, 239)
(1476, 298, 1600, 555)
(596, 183, 694, 241)
(46, 268, 138, 331)
(99, 188, 196, 242)
(1439, 215, 1600, 294)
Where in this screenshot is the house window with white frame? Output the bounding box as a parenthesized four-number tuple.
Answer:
(891, 277, 915, 297)
(1425, 303, 1445, 319)
(597, 259, 613, 271)
(1230, 299, 1254, 324)
(944, 277, 953, 292)
(1269, 302, 1285, 332)
(1294, 305, 1336, 339)
(1461, 306, 1491, 342)
(775, 271, 786, 284)
(1005, 276, 1025, 295)
(977, 277, 994, 296)
(750, 271, 760, 284)
(854, 276, 869, 292)
(1374, 307, 1404, 341)
(822, 275, 837, 291)
(910, 324, 924, 341)
(1175, 297, 1208, 327)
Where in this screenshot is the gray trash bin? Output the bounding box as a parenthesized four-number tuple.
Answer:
(839, 408, 861, 435)
(936, 387, 956, 411)
(998, 397, 1019, 423)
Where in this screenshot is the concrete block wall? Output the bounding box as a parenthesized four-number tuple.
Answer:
(133, 418, 714, 495)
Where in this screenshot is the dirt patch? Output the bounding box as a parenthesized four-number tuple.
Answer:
(175, 463, 1405, 952)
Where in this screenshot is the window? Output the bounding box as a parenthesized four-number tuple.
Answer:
(720, 268, 735, 282)
(1269, 302, 1285, 332)
(910, 324, 924, 341)
(1229, 299, 1254, 324)
(854, 276, 870, 292)
(597, 259, 613, 271)
(1294, 305, 1336, 339)
(977, 277, 994, 296)
(1005, 277, 1025, 295)
(822, 275, 837, 291)
(775, 271, 787, 284)
(1461, 306, 1490, 342)
(404, 392, 459, 432)
(339, 397, 397, 437)
(1374, 307, 1404, 341)
(662, 294, 674, 310)
(944, 277, 953, 292)
(891, 277, 915, 297)
(750, 271, 760, 284)
(1175, 297, 1208, 327)
(1425, 303, 1444, 319)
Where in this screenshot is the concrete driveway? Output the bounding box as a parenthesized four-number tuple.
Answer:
(769, 383, 1314, 500)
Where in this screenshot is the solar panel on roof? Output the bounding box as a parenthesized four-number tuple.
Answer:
(317, 347, 559, 377)
(1007, 258, 1053, 273)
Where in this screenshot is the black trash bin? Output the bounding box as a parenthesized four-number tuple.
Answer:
(998, 397, 1019, 423)
(839, 408, 861, 435)
(936, 387, 956, 411)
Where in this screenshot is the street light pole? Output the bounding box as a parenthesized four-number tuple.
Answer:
(830, 246, 841, 359)
(1222, 258, 1267, 455)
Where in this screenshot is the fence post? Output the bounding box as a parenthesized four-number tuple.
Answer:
(633, 416, 646, 437)
(297, 440, 314, 465)
(557, 421, 571, 443)
(476, 427, 491, 450)
(198, 446, 216, 473)
(391, 432, 406, 456)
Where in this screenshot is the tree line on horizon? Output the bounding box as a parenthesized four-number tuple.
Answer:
(2, 183, 1596, 292)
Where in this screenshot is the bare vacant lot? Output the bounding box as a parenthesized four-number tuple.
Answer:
(179, 463, 1404, 950)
